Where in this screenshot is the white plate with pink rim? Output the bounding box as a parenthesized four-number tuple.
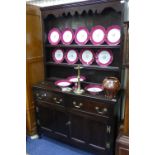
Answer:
(48, 28, 61, 45)
(52, 49, 64, 63)
(79, 49, 94, 65)
(85, 84, 103, 95)
(54, 79, 72, 87)
(106, 25, 121, 45)
(67, 75, 86, 83)
(90, 25, 106, 45)
(65, 49, 78, 64)
(96, 49, 113, 67)
(61, 28, 74, 45)
(75, 27, 89, 45)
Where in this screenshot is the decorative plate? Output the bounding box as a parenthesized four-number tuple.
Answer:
(54, 79, 71, 87)
(79, 49, 94, 65)
(106, 25, 121, 45)
(90, 25, 106, 45)
(85, 84, 103, 95)
(52, 49, 64, 63)
(61, 28, 74, 45)
(65, 49, 78, 64)
(75, 27, 89, 45)
(96, 49, 113, 67)
(48, 28, 61, 45)
(67, 75, 86, 83)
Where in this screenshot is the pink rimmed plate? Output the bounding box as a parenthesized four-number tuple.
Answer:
(90, 25, 106, 45)
(48, 28, 61, 45)
(52, 49, 64, 63)
(75, 27, 89, 45)
(85, 84, 103, 95)
(61, 28, 74, 45)
(54, 79, 72, 87)
(65, 49, 78, 64)
(79, 49, 94, 65)
(67, 75, 86, 83)
(96, 49, 113, 67)
(106, 25, 121, 45)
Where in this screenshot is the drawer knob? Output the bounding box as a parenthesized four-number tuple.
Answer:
(95, 107, 108, 115)
(73, 101, 83, 109)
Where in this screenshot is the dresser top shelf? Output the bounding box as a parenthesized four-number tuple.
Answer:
(45, 44, 120, 49)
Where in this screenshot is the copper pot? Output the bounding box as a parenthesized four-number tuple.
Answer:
(102, 77, 120, 99)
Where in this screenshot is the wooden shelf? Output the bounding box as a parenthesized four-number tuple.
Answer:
(46, 61, 120, 71)
(45, 44, 120, 49)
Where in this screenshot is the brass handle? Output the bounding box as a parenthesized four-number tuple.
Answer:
(106, 142, 110, 149)
(95, 107, 108, 115)
(65, 121, 71, 126)
(41, 93, 47, 97)
(53, 97, 63, 104)
(36, 93, 39, 97)
(36, 107, 39, 112)
(106, 126, 111, 134)
(73, 101, 83, 109)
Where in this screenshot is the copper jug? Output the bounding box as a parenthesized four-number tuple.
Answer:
(102, 77, 120, 99)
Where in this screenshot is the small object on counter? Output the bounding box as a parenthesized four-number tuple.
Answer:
(85, 84, 103, 95)
(67, 75, 86, 83)
(73, 64, 85, 95)
(62, 87, 72, 92)
(102, 77, 120, 99)
(55, 79, 71, 87)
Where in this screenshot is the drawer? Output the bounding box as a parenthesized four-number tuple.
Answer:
(33, 88, 47, 101)
(69, 97, 114, 117)
(45, 91, 65, 106)
(33, 89, 65, 106)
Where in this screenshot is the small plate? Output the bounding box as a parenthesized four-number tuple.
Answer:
(79, 49, 94, 65)
(67, 75, 86, 83)
(106, 25, 121, 45)
(85, 84, 103, 95)
(55, 79, 71, 87)
(96, 49, 113, 67)
(61, 28, 74, 45)
(65, 49, 78, 64)
(90, 25, 106, 45)
(48, 28, 61, 45)
(75, 27, 89, 45)
(52, 49, 64, 63)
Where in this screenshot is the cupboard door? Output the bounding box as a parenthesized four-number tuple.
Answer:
(87, 119, 108, 151)
(69, 113, 87, 144)
(53, 110, 69, 138)
(37, 103, 53, 131)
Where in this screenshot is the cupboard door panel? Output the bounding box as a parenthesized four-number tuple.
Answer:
(37, 104, 53, 130)
(70, 113, 87, 144)
(53, 110, 69, 138)
(88, 119, 107, 150)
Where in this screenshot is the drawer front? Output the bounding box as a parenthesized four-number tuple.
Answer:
(46, 91, 65, 106)
(33, 88, 47, 101)
(69, 97, 114, 117)
(33, 89, 64, 106)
